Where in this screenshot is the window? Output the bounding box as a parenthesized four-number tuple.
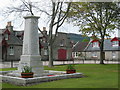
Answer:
(74, 52, 79, 58)
(5, 34, 8, 40)
(40, 39, 42, 42)
(44, 49, 48, 55)
(72, 52, 78, 58)
(112, 52, 116, 58)
(43, 40, 46, 43)
(19, 37, 22, 40)
(92, 52, 97, 58)
(42, 38, 46, 43)
(112, 41, 119, 47)
(9, 46, 14, 55)
(111, 37, 120, 47)
(15, 32, 18, 36)
(75, 52, 78, 57)
(60, 39, 64, 46)
(93, 42, 99, 48)
(72, 52, 75, 58)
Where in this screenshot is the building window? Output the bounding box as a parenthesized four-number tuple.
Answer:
(112, 41, 119, 47)
(19, 37, 22, 40)
(74, 52, 79, 58)
(5, 34, 9, 40)
(92, 52, 97, 58)
(15, 32, 18, 36)
(42, 38, 46, 43)
(44, 49, 48, 55)
(75, 52, 78, 57)
(43, 40, 46, 43)
(9, 46, 14, 55)
(93, 42, 99, 48)
(112, 52, 116, 58)
(60, 39, 64, 46)
(72, 52, 78, 58)
(72, 52, 75, 58)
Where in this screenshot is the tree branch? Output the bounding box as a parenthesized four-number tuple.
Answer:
(53, 2, 71, 26)
(32, 5, 51, 16)
(58, 2, 71, 27)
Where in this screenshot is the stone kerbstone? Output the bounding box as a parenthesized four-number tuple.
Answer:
(55, 75, 67, 79)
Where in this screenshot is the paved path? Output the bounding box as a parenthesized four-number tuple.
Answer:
(0, 60, 119, 68)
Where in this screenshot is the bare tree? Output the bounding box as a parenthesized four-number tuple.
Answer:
(47, 1, 71, 67)
(3, 0, 71, 67)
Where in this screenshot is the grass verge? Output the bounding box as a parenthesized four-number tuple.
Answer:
(0, 64, 118, 88)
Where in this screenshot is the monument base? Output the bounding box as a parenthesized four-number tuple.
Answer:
(1, 70, 83, 86)
(12, 55, 44, 77)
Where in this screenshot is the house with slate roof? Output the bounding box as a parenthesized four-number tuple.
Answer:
(84, 37, 120, 60)
(0, 22, 23, 61)
(39, 27, 49, 60)
(39, 30, 90, 61)
(52, 32, 73, 61)
(72, 41, 89, 60)
(67, 33, 90, 44)
(0, 22, 90, 62)
(39, 29, 74, 61)
(72, 30, 120, 61)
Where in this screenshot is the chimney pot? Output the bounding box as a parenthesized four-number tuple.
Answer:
(7, 21, 11, 26)
(43, 27, 46, 31)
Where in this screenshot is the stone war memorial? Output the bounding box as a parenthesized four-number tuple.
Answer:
(0, 15, 83, 86)
(18, 16, 44, 77)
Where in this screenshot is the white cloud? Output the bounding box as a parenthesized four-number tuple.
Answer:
(0, 0, 11, 9)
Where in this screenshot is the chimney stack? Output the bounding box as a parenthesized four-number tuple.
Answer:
(42, 27, 47, 35)
(6, 21, 13, 33)
(7, 21, 12, 26)
(118, 29, 120, 38)
(43, 27, 46, 31)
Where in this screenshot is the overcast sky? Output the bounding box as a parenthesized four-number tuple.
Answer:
(0, 0, 118, 37)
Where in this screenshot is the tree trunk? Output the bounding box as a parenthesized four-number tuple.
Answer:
(48, 45, 53, 67)
(100, 50, 104, 64)
(48, 25, 54, 67)
(100, 40, 105, 64)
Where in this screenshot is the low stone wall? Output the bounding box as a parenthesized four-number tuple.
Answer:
(1, 70, 83, 86)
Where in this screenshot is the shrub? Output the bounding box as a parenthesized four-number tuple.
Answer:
(22, 66, 32, 73)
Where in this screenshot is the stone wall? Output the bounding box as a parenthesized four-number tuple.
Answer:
(53, 32, 72, 60)
(105, 51, 120, 60)
(6, 45, 22, 61)
(73, 51, 120, 61)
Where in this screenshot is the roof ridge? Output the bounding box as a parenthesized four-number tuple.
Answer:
(72, 41, 79, 49)
(84, 40, 92, 51)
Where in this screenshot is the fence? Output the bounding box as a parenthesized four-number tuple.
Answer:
(0, 59, 119, 68)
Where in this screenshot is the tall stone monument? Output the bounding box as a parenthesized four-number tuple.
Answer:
(118, 29, 120, 38)
(18, 16, 44, 76)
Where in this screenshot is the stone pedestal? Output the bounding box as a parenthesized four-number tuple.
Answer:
(17, 16, 43, 76)
(118, 29, 120, 38)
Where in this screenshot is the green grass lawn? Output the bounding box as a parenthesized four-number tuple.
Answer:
(0, 68, 17, 71)
(0, 64, 119, 88)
